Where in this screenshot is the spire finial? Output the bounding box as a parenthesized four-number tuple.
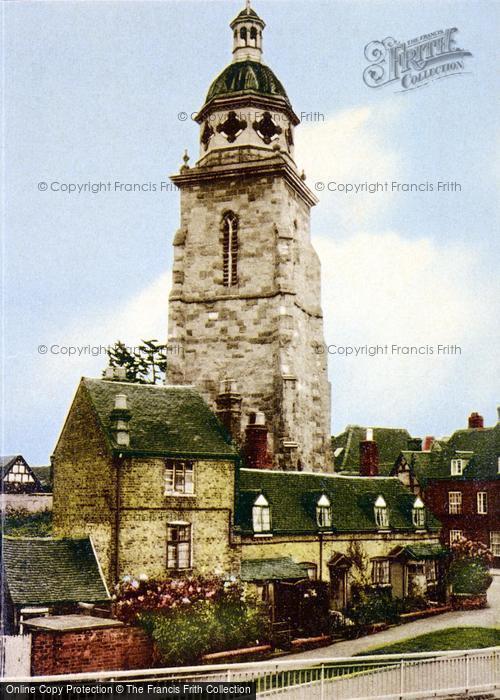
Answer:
(246, 0, 251, 10)
(180, 150, 190, 173)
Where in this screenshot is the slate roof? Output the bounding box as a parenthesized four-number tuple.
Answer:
(399, 544, 448, 560)
(81, 378, 238, 459)
(236, 469, 440, 535)
(332, 426, 418, 475)
(1, 537, 109, 606)
(420, 423, 500, 482)
(240, 557, 309, 582)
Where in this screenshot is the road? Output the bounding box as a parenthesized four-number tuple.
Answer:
(285, 569, 500, 661)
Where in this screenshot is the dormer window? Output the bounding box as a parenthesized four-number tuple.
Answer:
(451, 458, 464, 475)
(252, 494, 271, 534)
(374, 495, 389, 529)
(316, 494, 332, 528)
(412, 496, 426, 529)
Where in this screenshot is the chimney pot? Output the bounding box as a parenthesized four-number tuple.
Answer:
(104, 366, 115, 379)
(115, 367, 127, 381)
(114, 394, 127, 410)
(468, 412, 484, 429)
(366, 427, 374, 441)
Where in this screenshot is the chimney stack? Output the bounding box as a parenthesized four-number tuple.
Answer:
(110, 393, 131, 447)
(422, 436, 435, 451)
(359, 428, 379, 477)
(243, 412, 272, 470)
(468, 412, 484, 429)
(215, 379, 242, 444)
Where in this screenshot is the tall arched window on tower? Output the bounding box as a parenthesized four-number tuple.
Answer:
(222, 211, 238, 287)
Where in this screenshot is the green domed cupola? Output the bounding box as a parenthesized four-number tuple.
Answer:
(194, 1, 299, 163)
(206, 60, 290, 104)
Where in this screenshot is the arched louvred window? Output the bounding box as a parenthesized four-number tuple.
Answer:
(222, 211, 238, 287)
(240, 27, 247, 41)
(250, 26, 257, 41)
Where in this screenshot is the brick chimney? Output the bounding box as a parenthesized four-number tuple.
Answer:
(110, 393, 131, 447)
(422, 436, 435, 451)
(243, 412, 272, 470)
(215, 379, 242, 444)
(468, 412, 484, 429)
(359, 428, 379, 477)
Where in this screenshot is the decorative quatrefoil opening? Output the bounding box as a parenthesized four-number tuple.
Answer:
(253, 111, 282, 144)
(216, 111, 248, 143)
(201, 121, 214, 150)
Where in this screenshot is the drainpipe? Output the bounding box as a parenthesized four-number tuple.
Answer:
(319, 532, 323, 582)
(114, 455, 122, 584)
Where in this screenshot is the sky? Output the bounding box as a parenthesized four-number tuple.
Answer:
(3, 0, 499, 464)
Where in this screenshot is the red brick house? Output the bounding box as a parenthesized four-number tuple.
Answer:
(397, 411, 500, 565)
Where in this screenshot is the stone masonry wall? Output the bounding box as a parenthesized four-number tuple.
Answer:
(52, 383, 116, 583)
(168, 164, 331, 472)
(31, 626, 152, 676)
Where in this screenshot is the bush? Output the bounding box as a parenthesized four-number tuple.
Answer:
(3, 507, 52, 536)
(345, 587, 399, 629)
(114, 574, 270, 665)
(449, 537, 493, 595)
(140, 597, 270, 666)
(450, 562, 492, 595)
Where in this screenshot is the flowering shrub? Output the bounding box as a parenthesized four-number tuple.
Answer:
(113, 574, 270, 664)
(113, 574, 237, 623)
(450, 537, 493, 568)
(449, 538, 493, 595)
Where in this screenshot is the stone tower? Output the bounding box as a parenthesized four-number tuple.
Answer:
(168, 2, 331, 472)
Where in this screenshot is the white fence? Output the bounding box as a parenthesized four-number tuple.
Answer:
(0, 635, 31, 678)
(3, 646, 499, 699)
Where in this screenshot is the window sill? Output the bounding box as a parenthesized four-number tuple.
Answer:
(253, 533, 273, 538)
(165, 492, 196, 498)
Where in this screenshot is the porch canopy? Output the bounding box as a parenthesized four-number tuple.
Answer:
(389, 543, 448, 561)
(240, 557, 309, 582)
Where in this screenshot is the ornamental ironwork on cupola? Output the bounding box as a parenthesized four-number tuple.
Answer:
(194, 1, 300, 164)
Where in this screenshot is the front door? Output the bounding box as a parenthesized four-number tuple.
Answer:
(329, 567, 347, 610)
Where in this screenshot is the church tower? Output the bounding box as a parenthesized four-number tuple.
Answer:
(168, 2, 331, 472)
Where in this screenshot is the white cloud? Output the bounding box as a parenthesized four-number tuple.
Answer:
(315, 231, 499, 435)
(295, 102, 403, 230)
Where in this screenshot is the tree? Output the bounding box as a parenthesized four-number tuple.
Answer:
(105, 339, 169, 384)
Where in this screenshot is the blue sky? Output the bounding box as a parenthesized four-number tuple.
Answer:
(3, 0, 499, 464)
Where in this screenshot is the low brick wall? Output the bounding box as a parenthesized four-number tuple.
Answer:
(31, 625, 153, 676)
(450, 593, 487, 611)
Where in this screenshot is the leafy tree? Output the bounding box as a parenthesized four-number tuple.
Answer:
(105, 339, 168, 384)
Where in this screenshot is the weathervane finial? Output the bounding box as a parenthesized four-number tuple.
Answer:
(246, 0, 251, 11)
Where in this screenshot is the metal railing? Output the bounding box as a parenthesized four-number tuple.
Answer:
(3, 646, 499, 699)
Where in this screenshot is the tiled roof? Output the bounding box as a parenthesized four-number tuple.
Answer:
(236, 469, 440, 535)
(240, 557, 309, 582)
(82, 378, 238, 459)
(421, 424, 500, 482)
(332, 426, 416, 475)
(2, 537, 109, 606)
(1, 456, 21, 479)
